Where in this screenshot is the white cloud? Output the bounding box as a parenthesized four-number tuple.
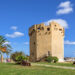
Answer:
(5, 32, 24, 38)
(24, 42, 29, 45)
(11, 26, 18, 30)
(3, 41, 11, 45)
(44, 19, 68, 28)
(64, 40, 75, 45)
(56, 1, 73, 15)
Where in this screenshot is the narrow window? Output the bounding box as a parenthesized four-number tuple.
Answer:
(33, 29, 35, 31)
(55, 25, 56, 27)
(48, 51, 50, 56)
(37, 27, 40, 30)
(34, 42, 35, 45)
(59, 29, 62, 31)
(47, 28, 50, 31)
(41, 27, 44, 30)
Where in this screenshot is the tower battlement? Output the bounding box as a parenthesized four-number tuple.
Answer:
(29, 22, 64, 62)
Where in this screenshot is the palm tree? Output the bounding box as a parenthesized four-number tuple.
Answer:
(0, 36, 12, 63)
(6, 49, 12, 61)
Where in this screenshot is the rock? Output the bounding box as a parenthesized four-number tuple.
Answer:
(21, 60, 31, 66)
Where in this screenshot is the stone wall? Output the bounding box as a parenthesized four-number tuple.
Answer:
(29, 21, 64, 62)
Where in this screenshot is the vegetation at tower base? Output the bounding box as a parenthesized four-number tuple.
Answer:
(53, 56, 58, 63)
(0, 35, 12, 63)
(11, 51, 31, 66)
(46, 56, 53, 63)
(46, 56, 58, 63)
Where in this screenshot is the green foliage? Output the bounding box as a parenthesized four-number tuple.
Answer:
(0, 36, 6, 47)
(11, 52, 29, 64)
(0, 35, 12, 53)
(24, 56, 29, 61)
(0, 35, 12, 62)
(46, 56, 53, 63)
(16, 56, 25, 64)
(11, 51, 25, 62)
(46, 56, 58, 63)
(53, 57, 58, 63)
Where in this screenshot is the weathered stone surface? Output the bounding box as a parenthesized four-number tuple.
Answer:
(29, 21, 64, 62)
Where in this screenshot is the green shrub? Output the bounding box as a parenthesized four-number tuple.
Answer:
(16, 56, 25, 64)
(25, 56, 29, 61)
(46, 56, 53, 63)
(53, 56, 58, 63)
(46, 56, 58, 63)
(11, 51, 25, 62)
(11, 52, 29, 64)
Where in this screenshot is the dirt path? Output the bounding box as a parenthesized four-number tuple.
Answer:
(32, 63, 75, 70)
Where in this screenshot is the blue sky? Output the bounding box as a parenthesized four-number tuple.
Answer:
(0, 0, 75, 57)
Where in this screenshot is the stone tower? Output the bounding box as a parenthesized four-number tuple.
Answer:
(29, 21, 64, 62)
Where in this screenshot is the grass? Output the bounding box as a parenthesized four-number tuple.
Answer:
(0, 63, 75, 75)
(35, 62, 75, 67)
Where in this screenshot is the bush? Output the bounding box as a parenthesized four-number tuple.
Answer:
(16, 56, 25, 64)
(11, 52, 25, 62)
(46, 56, 58, 63)
(46, 56, 53, 63)
(24, 56, 29, 61)
(53, 57, 58, 63)
(11, 52, 31, 66)
(11, 51, 30, 64)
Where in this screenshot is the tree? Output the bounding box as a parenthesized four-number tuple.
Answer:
(6, 49, 12, 60)
(11, 51, 25, 62)
(0, 35, 12, 63)
(11, 51, 29, 64)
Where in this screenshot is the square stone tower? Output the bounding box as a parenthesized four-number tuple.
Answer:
(29, 22, 64, 62)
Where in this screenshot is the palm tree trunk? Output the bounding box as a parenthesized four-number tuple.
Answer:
(1, 53, 3, 63)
